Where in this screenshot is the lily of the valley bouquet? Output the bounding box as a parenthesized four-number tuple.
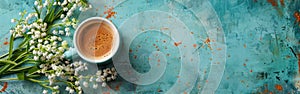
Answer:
(0, 0, 117, 94)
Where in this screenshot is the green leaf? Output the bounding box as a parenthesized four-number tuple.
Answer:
(10, 48, 27, 62)
(8, 34, 14, 59)
(34, 6, 40, 19)
(18, 37, 30, 48)
(9, 66, 34, 72)
(28, 66, 39, 74)
(17, 72, 25, 80)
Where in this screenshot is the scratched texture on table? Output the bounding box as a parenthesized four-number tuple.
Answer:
(0, 0, 300, 94)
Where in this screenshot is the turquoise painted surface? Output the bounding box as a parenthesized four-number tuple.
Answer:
(0, 0, 299, 94)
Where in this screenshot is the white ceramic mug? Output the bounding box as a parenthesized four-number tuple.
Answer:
(72, 17, 120, 63)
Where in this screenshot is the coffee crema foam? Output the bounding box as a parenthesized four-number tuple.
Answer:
(77, 21, 114, 59)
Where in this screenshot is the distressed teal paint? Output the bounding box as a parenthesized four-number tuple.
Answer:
(0, 0, 299, 94)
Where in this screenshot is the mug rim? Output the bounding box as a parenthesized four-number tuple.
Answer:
(73, 17, 120, 63)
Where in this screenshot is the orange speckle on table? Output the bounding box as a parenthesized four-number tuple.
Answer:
(267, 0, 278, 7)
(244, 44, 247, 48)
(3, 41, 8, 45)
(157, 59, 160, 62)
(280, 0, 284, 6)
(129, 49, 133, 53)
(183, 91, 187, 94)
(102, 92, 110, 94)
(297, 54, 300, 73)
(243, 63, 246, 66)
(204, 38, 212, 49)
(275, 84, 283, 91)
(160, 27, 169, 30)
(115, 85, 120, 91)
(174, 41, 182, 46)
(104, 7, 117, 19)
(0, 82, 8, 92)
(250, 69, 253, 72)
(166, 53, 170, 56)
(134, 55, 137, 59)
(157, 89, 163, 92)
(193, 44, 197, 48)
(294, 12, 300, 25)
(217, 48, 222, 50)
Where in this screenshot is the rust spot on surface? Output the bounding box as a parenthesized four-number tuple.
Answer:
(160, 27, 169, 31)
(166, 53, 170, 56)
(286, 55, 291, 59)
(217, 48, 222, 50)
(275, 84, 283, 91)
(267, 0, 278, 7)
(297, 54, 300, 73)
(244, 44, 247, 48)
(0, 82, 8, 92)
(129, 49, 133, 53)
(134, 55, 137, 59)
(3, 41, 8, 45)
(104, 7, 117, 19)
(193, 44, 197, 48)
(115, 85, 120, 91)
(280, 0, 284, 6)
(190, 32, 194, 34)
(174, 41, 182, 46)
(294, 12, 300, 26)
(243, 63, 246, 66)
(204, 38, 212, 49)
(250, 69, 253, 72)
(157, 59, 160, 62)
(157, 89, 163, 92)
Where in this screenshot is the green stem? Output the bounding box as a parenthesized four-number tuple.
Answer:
(0, 53, 8, 59)
(27, 78, 54, 90)
(13, 52, 27, 62)
(27, 78, 47, 83)
(27, 74, 41, 78)
(7, 59, 30, 71)
(0, 78, 18, 81)
(0, 65, 11, 75)
(0, 60, 17, 65)
(9, 66, 33, 72)
(27, 70, 40, 76)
